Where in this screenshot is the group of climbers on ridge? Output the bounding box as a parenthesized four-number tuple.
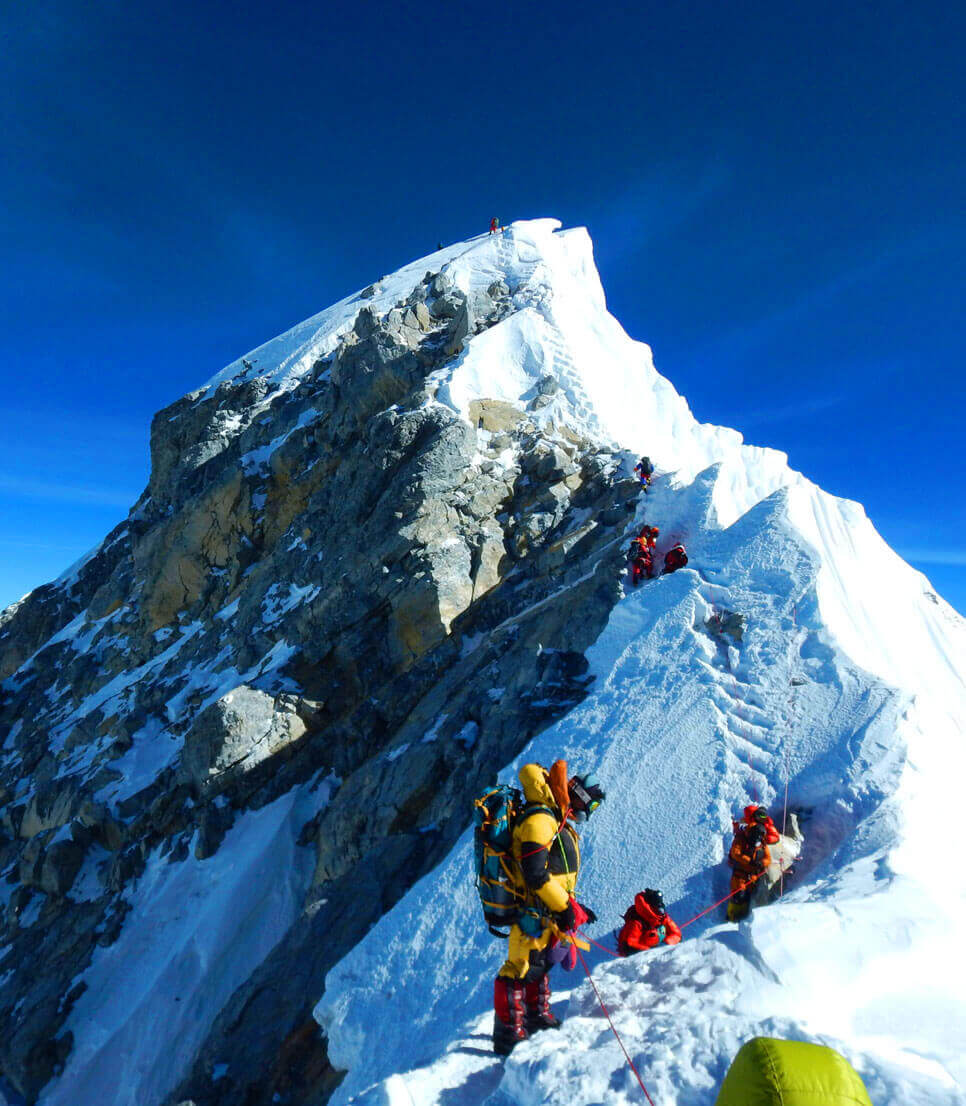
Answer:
(478, 761, 685, 1054)
(624, 459, 689, 586)
(455, 262, 796, 1051)
(627, 522, 689, 586)
(476, 762, 798, 1054)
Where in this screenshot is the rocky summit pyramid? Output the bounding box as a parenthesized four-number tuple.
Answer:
(0, 220, 963, 1106)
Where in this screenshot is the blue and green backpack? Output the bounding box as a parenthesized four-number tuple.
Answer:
(473, 784, 527, 937)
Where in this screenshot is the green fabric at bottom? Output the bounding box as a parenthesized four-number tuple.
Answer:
(714, 1037, 873, 1106)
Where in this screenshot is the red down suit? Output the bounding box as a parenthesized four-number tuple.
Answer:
(617, 893, 682, 956)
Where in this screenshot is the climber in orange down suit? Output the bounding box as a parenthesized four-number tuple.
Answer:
(727, 811, 772, 921)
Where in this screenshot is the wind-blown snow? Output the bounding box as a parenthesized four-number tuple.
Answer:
(309, 222, 966, 1104)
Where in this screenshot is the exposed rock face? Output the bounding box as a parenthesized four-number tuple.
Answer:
(180, 688, 312, 796)
(0, 253, 643, 1105)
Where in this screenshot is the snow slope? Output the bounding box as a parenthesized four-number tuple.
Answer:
(312, 222, 966, 1103)
(41, 782, 333, 1106)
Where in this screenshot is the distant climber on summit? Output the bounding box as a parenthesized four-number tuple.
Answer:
(489, 217, 500, 235)
(661, 543, 688, 575)
(489, 761, 604, 1055)
(617, 889, 682, 956)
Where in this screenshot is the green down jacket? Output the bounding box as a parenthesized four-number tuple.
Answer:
(715, 1037, 873, 1106)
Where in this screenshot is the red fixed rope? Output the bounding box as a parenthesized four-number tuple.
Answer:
(679, 873, 761, 931)
(565, 871, 761, 1104)
(780, 603, 798, 898)
(577, 870, 761, 956)
(581, 932, 621, 959)
(780, 745, 791, 899)
(576, 946, 657, 1106)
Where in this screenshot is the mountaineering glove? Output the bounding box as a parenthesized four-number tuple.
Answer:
(570, 901, 590, 928)
(553, 900, 576, 932)
(576, 902, 596, 924)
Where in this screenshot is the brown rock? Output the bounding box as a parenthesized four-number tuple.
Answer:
(467, 399, 526, 433)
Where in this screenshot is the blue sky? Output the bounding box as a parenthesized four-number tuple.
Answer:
(2, 0, 964, 614)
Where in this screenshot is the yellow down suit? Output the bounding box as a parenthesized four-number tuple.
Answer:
(497, 763, 582, 980)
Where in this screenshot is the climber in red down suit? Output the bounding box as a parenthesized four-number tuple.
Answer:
(617, 889, 682, 956)
(661, 544, 688, 575)
(627, 538, 653, 586)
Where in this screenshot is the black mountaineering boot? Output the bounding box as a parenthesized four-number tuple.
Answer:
(525, 975, 561, 1033)
(493, 977, 528, 1055)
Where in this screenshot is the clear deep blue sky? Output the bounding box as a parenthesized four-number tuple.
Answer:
(2, 0, 964, 614)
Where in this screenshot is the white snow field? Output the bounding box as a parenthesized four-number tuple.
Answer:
(308, 222, 966, 1104)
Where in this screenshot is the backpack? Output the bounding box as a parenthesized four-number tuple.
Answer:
(474, 785, 525, 937)
(473, 784, 555, 938)
(616, 905, 637, 957)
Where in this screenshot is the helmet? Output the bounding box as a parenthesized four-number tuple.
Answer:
(744, 804, 770, 825)
(642, 888, 665, 915)
(569, 773, 605, 821)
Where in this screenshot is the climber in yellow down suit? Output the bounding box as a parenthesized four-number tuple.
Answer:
(493, 761, 604, 1054)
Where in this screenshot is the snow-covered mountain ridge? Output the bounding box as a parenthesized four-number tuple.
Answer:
(307, 221, 966, 1104)
(0, 219, 963, 1106)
